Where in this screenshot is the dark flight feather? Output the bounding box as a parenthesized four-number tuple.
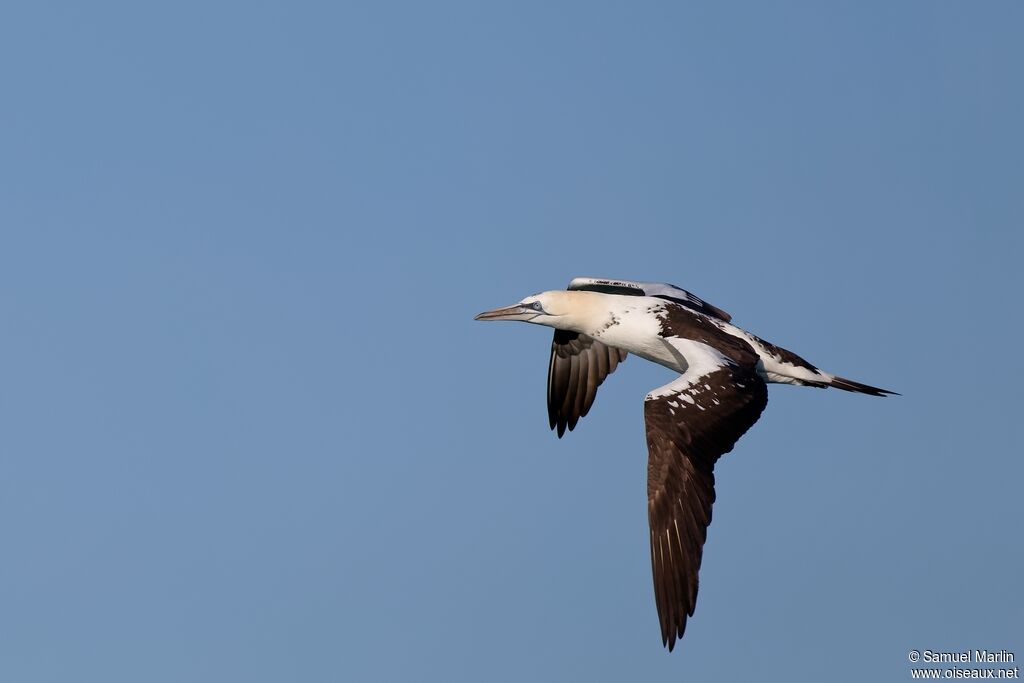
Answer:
(547, 330, 627, 437)
(645, 365, 768, 650)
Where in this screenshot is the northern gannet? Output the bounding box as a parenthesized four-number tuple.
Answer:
(475, 277, 895, 651)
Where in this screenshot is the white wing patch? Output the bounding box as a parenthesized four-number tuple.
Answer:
(646, 339, 734, 400)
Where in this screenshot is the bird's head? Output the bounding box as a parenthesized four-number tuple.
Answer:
(474, 290, 581, 328)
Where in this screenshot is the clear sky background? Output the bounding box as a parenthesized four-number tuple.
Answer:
(2, 2, 1021, 681)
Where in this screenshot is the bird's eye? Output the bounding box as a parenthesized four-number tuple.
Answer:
(531, 301, 543, 311)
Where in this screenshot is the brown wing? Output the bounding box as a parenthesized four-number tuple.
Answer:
(547, 330, 627, 438)
(645, 365, 768, 651)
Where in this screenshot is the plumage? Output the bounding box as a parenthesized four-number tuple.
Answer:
(645, 364, 768, 649)
(547, 330, 627, 437)
(475, 277, 896, 652)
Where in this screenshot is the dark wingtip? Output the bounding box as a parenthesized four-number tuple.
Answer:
(660, 621, 681, 652)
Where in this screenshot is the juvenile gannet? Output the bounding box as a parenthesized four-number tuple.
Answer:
(475, 277, 895, 652)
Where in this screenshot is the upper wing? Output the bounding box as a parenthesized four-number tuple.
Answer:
(547, 330, 627, 438)
(645, 363, 768, 651)
(568, 276, 731, 322)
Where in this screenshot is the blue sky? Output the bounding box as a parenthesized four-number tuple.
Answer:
(2, 2, 1021, 681)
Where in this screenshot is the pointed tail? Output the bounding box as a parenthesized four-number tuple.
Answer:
(829, 375, 899, 397)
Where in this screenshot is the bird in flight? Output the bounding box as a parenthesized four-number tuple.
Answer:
(475, 277, 895, 651)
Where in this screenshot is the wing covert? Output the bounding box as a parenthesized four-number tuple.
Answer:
(568, 276, 731, 322)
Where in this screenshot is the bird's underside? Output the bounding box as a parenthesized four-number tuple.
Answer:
(477, 276, 895, 652)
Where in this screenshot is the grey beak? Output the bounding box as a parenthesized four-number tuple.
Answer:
(474, 303, 533, 321)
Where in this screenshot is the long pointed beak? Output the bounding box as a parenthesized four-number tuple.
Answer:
(474, 303, 534, 321)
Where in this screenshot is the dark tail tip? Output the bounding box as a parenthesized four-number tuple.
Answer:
(830, 376, 900, 397)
